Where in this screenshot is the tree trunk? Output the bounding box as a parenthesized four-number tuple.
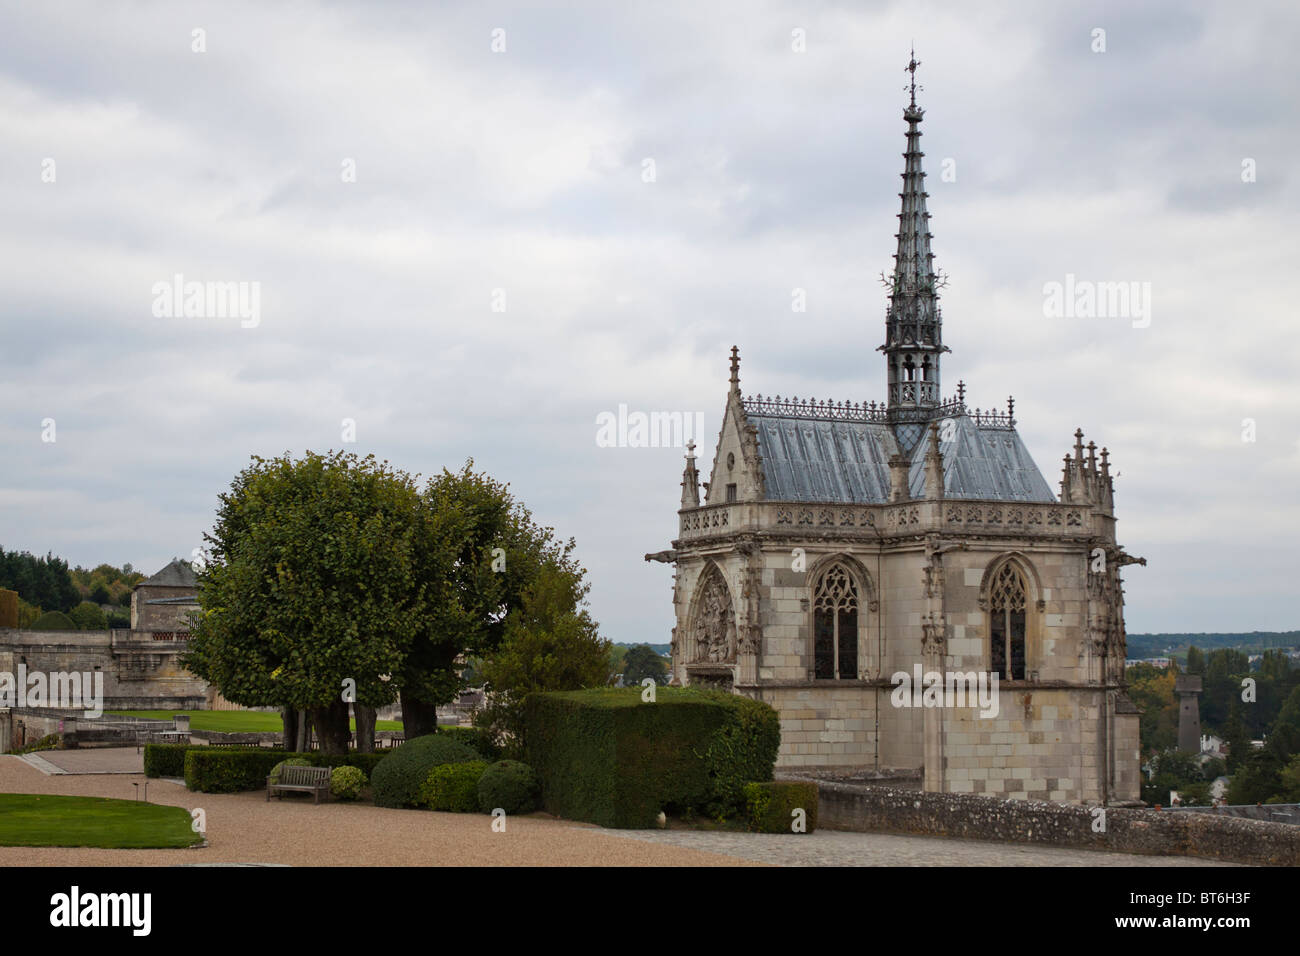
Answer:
(311, 699, 352, 755)
(400, 693, 438, 740)
(281, 707, 298, 751)
(353, 704, 376, 753)
(294, 709, 311, 753)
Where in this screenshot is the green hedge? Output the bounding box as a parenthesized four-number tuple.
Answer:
(744, 781, 818, 834)
(522, 687, 780, 829)
(419, 761, 489, 812)
(144, 743, 191, 778)
(477, 760, 540, 815)
(371, 735, 480, 808)
(174, 747, 393, 792)
(147, 743, 293, 779)
(309, 751, 392, 777)
(436, 726, 502, 761)
(185, 748, 288, 793)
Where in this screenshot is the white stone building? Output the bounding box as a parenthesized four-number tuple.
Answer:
(648, 59, 1145, 806)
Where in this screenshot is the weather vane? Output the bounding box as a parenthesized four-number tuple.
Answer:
(906, 46, 922, 105)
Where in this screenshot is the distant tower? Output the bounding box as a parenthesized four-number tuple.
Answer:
(880, 49, 949, 418)
(1176, 675, 1203, 753)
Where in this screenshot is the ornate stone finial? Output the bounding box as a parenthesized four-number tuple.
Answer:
(1007, 395, 1015, 423)
(957, 380, 966, 405)
(1074, 428, 1085, 461)
(1086, 440, 1097, 472)
(729, 345, 740, 393)
(1100, 446, 1110, 476)
(924, 421, 945, 499)
(680, 441, 700, 509)
(888, 452, 911, 503)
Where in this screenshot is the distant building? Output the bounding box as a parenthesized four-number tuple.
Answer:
(1176, 675, 1203, 753)
(1125, 657, 1171, 669)
(129, 558, 199, 635)
(0, 556, 210, 718)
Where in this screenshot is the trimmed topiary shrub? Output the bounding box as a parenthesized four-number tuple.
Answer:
(437, 725, 502, 761)
(477, 759, 540, 815)
(419, 761, 489, 812)
(269, 757, 312, 786)
(744, 781, 818, 834)
(523, 687, 781, 828)
(185, 748, 290, 793)
(331, 765, 367, 801)
(370, 734, 480, 809)
(700, 694, 782, 819)
(150, 745, 389, 784)
(143, 743, 191, 778)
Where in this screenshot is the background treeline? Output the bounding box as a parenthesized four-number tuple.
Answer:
(1129, 631, 1300, 659)
(1128, 647, 1300, 805)
(0, 545, 143, 629)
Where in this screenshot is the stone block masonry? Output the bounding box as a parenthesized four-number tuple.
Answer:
(781, 775, 1300, 866)
(0, 628, 209, 714)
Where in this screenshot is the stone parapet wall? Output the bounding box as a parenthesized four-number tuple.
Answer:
(782, 776, 1300, 866)
(677, 498, 1100, 544)
(0, 628, 209, 710)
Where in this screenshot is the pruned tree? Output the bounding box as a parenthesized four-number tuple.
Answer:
(183, 451, 424, 754)
(397, 460, 594, 738)
(184, 453, 595, 755)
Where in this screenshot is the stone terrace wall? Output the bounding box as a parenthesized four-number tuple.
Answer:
(782, 775, 1300, 866)
(0, 628, 208, 710)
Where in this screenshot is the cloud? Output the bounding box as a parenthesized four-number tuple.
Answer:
(0, 0, 1297, 640)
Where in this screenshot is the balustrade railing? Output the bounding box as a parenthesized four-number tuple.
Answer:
(741, 389, 1017, 429)
(677, 499, 1090, 540)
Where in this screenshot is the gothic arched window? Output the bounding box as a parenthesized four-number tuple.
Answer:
(988, 562, 1027, 680)
(813, 563, 859, 680)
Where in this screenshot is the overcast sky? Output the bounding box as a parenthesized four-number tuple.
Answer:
(1, 1, 1297, 642)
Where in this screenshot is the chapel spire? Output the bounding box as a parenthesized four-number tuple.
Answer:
(880, 49, 949, 414)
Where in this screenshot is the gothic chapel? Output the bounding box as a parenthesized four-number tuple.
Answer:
(648, 57, 1145, 805)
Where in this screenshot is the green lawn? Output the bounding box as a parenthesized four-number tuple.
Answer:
(105, 709, 403, 733)
(0, 793, 205, 848)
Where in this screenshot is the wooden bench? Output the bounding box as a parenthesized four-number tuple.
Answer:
(266, 765, 331, 804)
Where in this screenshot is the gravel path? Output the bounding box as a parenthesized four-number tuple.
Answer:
(593, 826, 1240, 867)
(2, 752, 1240, 867)
(0, 756, 755, 867)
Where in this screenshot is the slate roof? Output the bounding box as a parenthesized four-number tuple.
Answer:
(140, 558, 197, 588)
(748, 410, 1056, 504)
